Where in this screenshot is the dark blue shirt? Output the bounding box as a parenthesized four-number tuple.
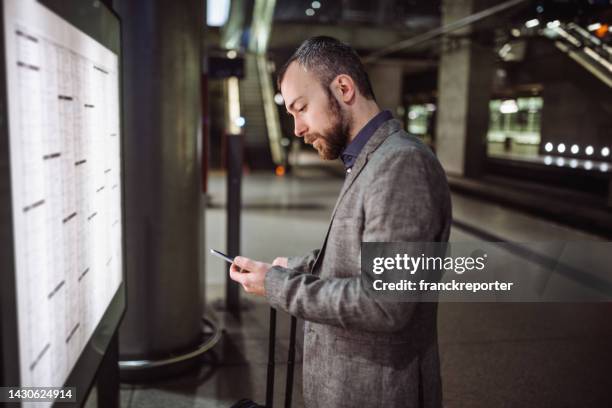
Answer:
(340, 110, 393, 173)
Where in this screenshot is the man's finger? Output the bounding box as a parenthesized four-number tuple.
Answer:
(229, 268, 246, 284)
(234, 256, 257, 271)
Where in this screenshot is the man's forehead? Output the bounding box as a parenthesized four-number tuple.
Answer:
(281, 62, 312, 97)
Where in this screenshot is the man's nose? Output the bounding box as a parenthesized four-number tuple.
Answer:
(294, 119, 307, 138)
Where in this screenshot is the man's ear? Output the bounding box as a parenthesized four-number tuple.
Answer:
(333, 74, 356, 104)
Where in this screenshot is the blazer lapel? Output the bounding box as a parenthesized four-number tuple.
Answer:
(311, 119, 402, 272)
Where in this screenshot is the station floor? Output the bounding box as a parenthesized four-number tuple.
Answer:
(86, 167, 612, 408)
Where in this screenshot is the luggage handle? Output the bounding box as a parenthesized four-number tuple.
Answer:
(265, 308, 297, 408)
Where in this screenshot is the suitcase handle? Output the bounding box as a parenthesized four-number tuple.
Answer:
(265, 308, 277, 407)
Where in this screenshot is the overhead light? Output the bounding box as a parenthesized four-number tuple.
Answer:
(544, 142, 553, 152)
(305, 8, 315, 16)
(544, 156, 553, 165)
(570, 144, 579, 154)
(601, 163, 609, 172)
(525, 19, 540, 28)
(585, 145, 594, 155)
(557, 143, 566, 153)
(546, 20, 561, 29)
(588, 23, 602, 31)
(570, 159, 578, 168)
(499, 99, 519, 114)
(226, 50, 237, 59)
(601, 147, 610, 157)
(311, 1, 321, 9)
(556, 157, 565, 166)
(584, 160, 593, 170)
(426, 103, 436, 112)
(511, 28, 521, 37)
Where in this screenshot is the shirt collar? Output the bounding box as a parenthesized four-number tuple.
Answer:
(340, 110, 393, 172)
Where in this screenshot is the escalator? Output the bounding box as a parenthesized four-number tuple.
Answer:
(542, 21, 612, 87)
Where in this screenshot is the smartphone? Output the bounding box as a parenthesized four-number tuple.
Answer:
(209, 248, 234, 264)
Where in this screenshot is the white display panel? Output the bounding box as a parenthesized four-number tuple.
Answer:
(3, 0, 122, 401)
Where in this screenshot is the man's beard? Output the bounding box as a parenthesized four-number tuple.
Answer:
(305, 91, 351, 160)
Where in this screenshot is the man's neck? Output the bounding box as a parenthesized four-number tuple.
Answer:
(347, 100, 382, 144)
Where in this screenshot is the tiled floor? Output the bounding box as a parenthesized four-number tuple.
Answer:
(86, 168, 612, 407)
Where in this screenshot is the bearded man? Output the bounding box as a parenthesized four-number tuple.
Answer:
(229, 36, 452, 408)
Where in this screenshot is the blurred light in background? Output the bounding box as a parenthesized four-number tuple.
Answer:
(525, 19, 539, 28)
(557, 143, 566, 153)
(595, 24, 609, 38)
(273, 93, 284, 105)
(587, 22, 602, 31)
(571, 144, 579, 154)
(207, 0, 230, 27)
(499, 99, 519, 114)
(585, 145, 594, 155)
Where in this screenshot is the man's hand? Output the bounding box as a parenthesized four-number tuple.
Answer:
(272, 257, 288, 267)
(229, 256, 271, 297)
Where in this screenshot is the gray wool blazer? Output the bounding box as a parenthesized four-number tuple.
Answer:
(265, 119, 452, 408)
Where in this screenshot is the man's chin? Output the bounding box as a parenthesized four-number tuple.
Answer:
(311, 139, 340, 160)
(312, 141, 328, 159)
(315, 148, 338, 161)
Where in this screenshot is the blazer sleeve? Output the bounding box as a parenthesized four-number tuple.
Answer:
(264, 147, 448, 333)
(286, 249, 321, 274)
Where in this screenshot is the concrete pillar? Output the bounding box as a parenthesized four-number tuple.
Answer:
(436, 0, 495, 178)
(368, 62, 404, 117)
(116, 0, 204, 365)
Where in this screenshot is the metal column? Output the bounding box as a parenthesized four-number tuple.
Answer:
(116, 0, 204, 377)
(226, 134, 243, 315)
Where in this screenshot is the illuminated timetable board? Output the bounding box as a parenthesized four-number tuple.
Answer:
(1, 0, 123, 404)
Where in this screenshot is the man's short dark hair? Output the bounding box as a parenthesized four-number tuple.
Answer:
(277, 36, 376, 101)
